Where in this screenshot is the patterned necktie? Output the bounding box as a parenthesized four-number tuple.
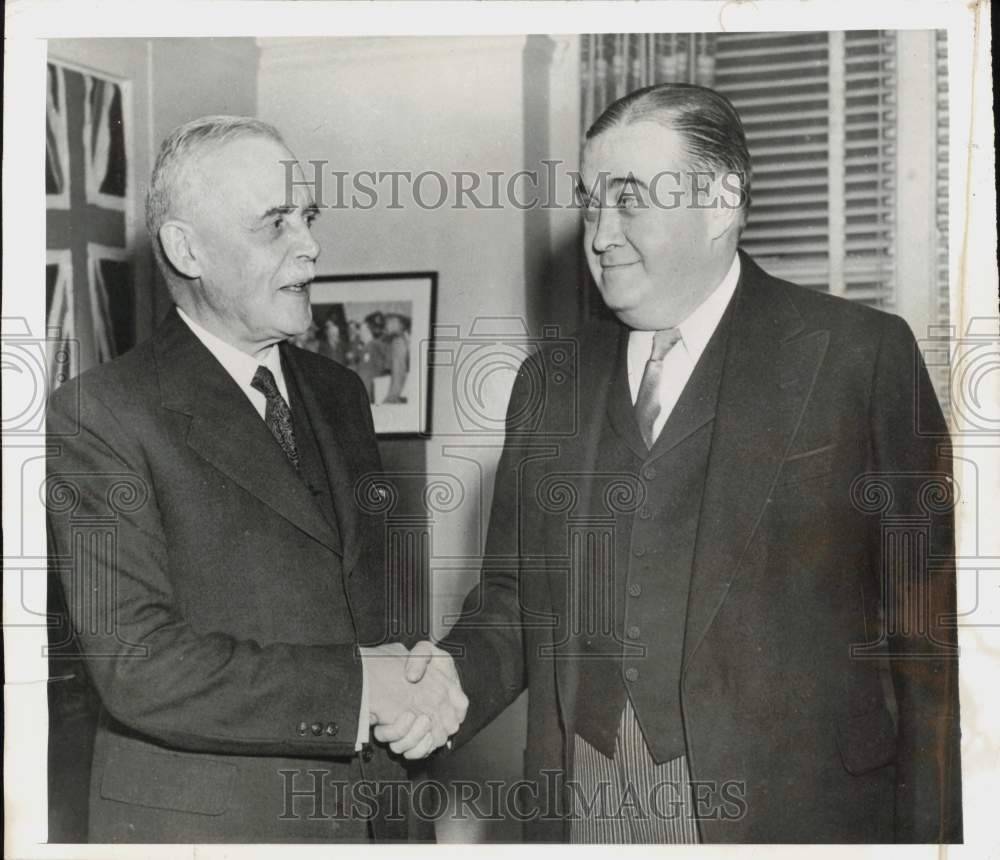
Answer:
(634, 328, 682, 450)
(251, 365, 300, 470)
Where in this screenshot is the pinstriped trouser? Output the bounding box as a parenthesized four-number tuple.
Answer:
(570, 698, 700, 843)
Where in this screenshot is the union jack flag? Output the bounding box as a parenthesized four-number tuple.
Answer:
(46, 61, 134, 389)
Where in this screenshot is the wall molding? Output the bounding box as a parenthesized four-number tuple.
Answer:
(258, 35, 529, 75)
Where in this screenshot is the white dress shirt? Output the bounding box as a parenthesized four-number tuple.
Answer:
(177, 307, 370, 749)
(627, 254, 741, 443)
(176, 306, 290, 415)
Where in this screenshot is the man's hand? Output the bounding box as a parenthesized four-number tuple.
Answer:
(371, 640, 466, 756)
(360, 643, 468, 759)
(402, 639, 461, 687)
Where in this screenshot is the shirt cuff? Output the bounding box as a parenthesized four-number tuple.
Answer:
(355, 650, 370, 749)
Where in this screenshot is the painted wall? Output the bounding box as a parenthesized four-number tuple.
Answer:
(258, 35, 581, 840)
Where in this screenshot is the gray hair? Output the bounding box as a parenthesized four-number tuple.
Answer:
(145, 115, 285, 274)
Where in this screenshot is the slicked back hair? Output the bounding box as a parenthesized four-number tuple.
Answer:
(586, 83, 752, 224)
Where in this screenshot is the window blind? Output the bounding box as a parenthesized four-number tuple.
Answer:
(713, 30, 898, 307)
(934, 30, 951, 415)
(843, 30, 897, 308)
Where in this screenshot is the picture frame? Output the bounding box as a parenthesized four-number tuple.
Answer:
(300, 272, 436, 437)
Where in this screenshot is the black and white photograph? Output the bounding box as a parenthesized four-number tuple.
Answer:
(297, 273, 435, 435)
(2, 1, 997, 857)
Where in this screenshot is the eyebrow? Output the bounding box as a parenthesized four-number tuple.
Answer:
(257, 203, 320, 222)
(576, 174, 649, 201)
(608, 175, 648, 192)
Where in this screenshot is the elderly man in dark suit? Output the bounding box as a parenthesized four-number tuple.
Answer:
(402, 83, 961, 843)
(46, 115, 466, 843)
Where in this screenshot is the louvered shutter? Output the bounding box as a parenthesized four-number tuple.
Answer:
(713, 30, 898, 307)
(714, 31, 833, 291)
(843, 31, 897, 307)
(933, 30, 951, 415)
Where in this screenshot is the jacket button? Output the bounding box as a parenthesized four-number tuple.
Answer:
(625, 667, 639, 682)
(325, 722, 339, 737)
(627, 626, 640, 640)
(633, 546, 646, 558)
(629, 583, 642, 598)
(297, 721, 309, 736)
(643, 467, 656, 481)
(362, 744, 374, 762)
(639, 508, 652, 520)
(311, 722, 324, 736)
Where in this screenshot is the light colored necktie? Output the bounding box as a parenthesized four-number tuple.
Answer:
(634, 328, 682, 450)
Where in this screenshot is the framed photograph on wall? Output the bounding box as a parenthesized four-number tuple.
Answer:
(299, 272, 436, 436)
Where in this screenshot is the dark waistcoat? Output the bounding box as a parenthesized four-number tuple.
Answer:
(574, 306, 733, 763)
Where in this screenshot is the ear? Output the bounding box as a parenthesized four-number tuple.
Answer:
(706, 171, 744, 242)
(158, 220, 201, 279)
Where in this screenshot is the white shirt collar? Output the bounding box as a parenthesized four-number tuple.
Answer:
(176, 306, 288, 404)
(674, 252, 741, 362)
(629, 252, 741, 367)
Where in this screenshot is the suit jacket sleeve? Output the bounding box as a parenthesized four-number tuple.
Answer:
(46, 382, 364, 758)
(870, 314, 962, 842)
(440, 354, 545, 743)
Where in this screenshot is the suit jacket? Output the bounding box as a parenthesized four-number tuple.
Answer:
(443, 251, 962, 843)
(46, 308, 418, 843)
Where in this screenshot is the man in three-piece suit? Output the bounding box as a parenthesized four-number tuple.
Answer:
(46, 116, 466, 843)
(406, 83, 962, 842)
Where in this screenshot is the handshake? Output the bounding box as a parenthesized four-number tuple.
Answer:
(359, 640, 468, 760)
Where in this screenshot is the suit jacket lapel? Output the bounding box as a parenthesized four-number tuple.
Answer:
(281, 344, 365, 575)
(683, 254, 830, 668)
(648, 303, 733, 462)
(154, 309, 341, 555)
